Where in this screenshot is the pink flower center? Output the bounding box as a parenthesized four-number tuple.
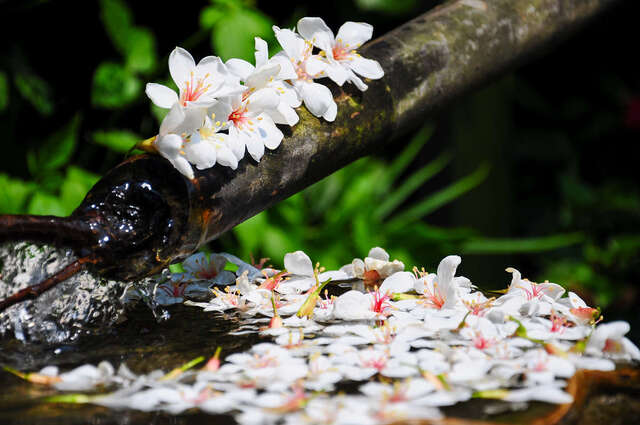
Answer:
(550, 311, 568, 333)
(370, 290, 392, 315)
(362, 354, 388, 371)
(421, 282, 446, 309)
(228, 107, 249, 128)
(517, 282, 547, 300)
(387, 388, 408, 403)
(251, 355, 279, 368)
(473, 333, 494, 350)
(604, 338, 622, 353)
(180, 72, 212, 106)
(332, 43, 351, 61)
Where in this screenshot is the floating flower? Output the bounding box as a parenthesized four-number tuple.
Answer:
(414, 255, 469, 310)
(586, 321, 640, 361)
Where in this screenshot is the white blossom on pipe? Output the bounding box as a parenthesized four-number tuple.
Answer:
(146, 47, 243, 109)
(297, 17, 384, 91)
(272, 26, 337, 121)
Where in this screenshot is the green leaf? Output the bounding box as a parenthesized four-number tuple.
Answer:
(60, 166, 100, 214)
(92, 62, 141, 109)
(375, 151, 452, 220)
(354, 0, 419, 15)
(27, 192, 67, 216)
(212, 9, 274, 62)
(200, 6, 224, 28)
(100, 0, 133, 55)
(93, 129, 140, 153)
(28, 115, 80, 177)
(461, 232, 584, 254)
(233, 213, 268, 259)
(0, 174, 36, 214)
(388, 163, 490, 229)
(14, 72, 54, 116)
(0, 70, 8, 112)
(386, 123, 434, 184)
(124, 28, 157, 74)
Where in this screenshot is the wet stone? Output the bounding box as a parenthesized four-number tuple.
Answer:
(0, 242, 132, 344)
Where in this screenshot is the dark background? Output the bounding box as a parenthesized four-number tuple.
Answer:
(0, 0, 638, 339)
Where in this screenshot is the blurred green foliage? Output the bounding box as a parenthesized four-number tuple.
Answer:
(0, 0, 638, 315)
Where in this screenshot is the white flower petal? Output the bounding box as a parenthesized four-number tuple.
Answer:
(349, 55, 384, 79)
(297, 17, 334, 51)
(325, 62, 350, 86)
(184, 138, 217, 170)
(379, 272, 415, 294)
(322, 98, 337, 122)
(273, 26, 305, 60)
(284, 251, 314, 276)
(245, 135, 265, 162)
(254, 37, 269, 68)
(169, 47, 196, 86)
(145, 83, 179, 109)
(336, 22, 373, 48)
(159, 103, 185, 136)
(247, 88, 280, 112)
(226, 58, 255, 82)
(305, 55, 328, 77)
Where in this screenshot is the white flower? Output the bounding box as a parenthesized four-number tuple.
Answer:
(183, 118, 240, 171)
(272, 26, 337, 121)
(51, 362, 115, 392)
(586, 321, 640, 361)
(276, 250, 348, 295)
(344, 247, 404, 290)
(154, 103, 203, 179)
(226, 37, 301, 127)
(414, 255, 468, 310)
(493, 268, 565, 316)
(297, 17, 384, 91)
(208, 88, 283, 162)
(146, 47, 243, 109)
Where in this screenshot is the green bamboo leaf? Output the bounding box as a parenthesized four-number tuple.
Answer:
(100, 0, 133, 55)
(27, 192, 67, 216)
(124, 27, 157, 74)
(212, 9, 274, 62)
(0, 174, 36, 214)
(92, 62, 141, 109)
(461, 232, 584, 254)
(0, 70, 8, 112)
(385, 123, 434, 184)
(60, 166, 100, 214)
(28, 115, 80, 176)
(375, 151, 452, 220)
(355, 0, 419, 15)
(14, 72, 54, 116)
(200, 6, 224, 28)
(93, 130, 140, 153)
(387, 163, 490, 229)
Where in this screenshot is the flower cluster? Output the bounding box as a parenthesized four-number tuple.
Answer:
(18, 248, 639, 424)
(143, 17, 384, 179)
